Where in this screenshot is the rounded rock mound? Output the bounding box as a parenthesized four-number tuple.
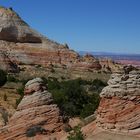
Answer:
(0, 78, 64, 140)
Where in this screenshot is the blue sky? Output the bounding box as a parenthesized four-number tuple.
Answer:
(0, 0, 140, 54)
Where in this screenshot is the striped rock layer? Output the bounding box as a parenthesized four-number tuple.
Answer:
(0, 78, 64, 140)
(97, 68, 140, 137)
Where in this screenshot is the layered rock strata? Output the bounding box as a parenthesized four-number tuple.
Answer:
(72, 54, 102, 71)
(0, 7, 120, 74)
(0, 51, 19, 73)
(0, 7, 41, 43)
(0, 78, 64, 140)
(97, 67, 140, 136)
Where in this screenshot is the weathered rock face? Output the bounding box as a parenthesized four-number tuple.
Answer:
(0, 51, 19, 73)
(96, 66, 140, 136)
(0, 78, 64, 140)
(99, 58, 118, 72)
(0, 7, 42, 43)
(0, 40, 79, 67)
(0, 6, 120, 74)
(72, 54, 102, 71)
(0, 7, 81, 71)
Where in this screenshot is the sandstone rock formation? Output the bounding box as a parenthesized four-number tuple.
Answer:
(0, 51, 19, 73)
(0, 78, 64, 140)
(96, 66, 140, 136)
(0, 7, 42, 43)
(72, 54, 102, 71)
(0, 6, 120, 76)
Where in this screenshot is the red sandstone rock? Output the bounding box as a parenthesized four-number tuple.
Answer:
(0, 78, 65, 140)
(0, 7, 120, 74)
(96, 67, 140, 137)
(0, 51, 19, 73)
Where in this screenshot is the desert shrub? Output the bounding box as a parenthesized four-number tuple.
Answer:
(80, 103, 95, 118)
(42, 78, 105, 118)
(89, 79, 107, 92)
(48, 79, 100, 118)
(52, 79, 89, 117)
(17, 87, 24, 96)
(64, 43, 69, 49)
(35, 64, 41, 68)
(80, 93, 100, 118)
(9, 7, 13, 11)
(26, 125, 47, 137)
(50, 68, 55, 73)
(1, 109, 8, 125)
(48, 78, 60, 90)
(16, 97, 22, 106)
(0, 69, 7, 87)
(63, 124, 72, 132)
(67, 126, 84, 140)
(7, 75, 19, 83)
(20, 79, 31, 85)
(16, 86, 24, 106)
(3, 94, 7, 101)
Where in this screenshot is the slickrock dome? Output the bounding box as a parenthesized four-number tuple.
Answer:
(0, 7, 42, 43)
(96, 66, 140, 137)
(0, 78, 64, 140)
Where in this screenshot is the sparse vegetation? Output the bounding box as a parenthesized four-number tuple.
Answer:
(89, 78, 107, 93)
(3, 94, 7, 101)
(1, 109, 8, 125)
(50, 68, 55, 73)
(9, 7, 13, 11)
(26, 125, 47, 137)
(16, 86, 24, 106)
(0, 69, 7, 87)
(64, 43, 69, 49)
(7, 75, 19, 83)
(42, 77, 107, 118)
(17, 86, 24, 96)
(67, 126, 84, 140)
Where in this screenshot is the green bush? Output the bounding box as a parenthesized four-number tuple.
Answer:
(17, 87, 24, 96)
(7, 75, 19, 82)
(89, 79, 107, 92)
(26, 125, 47, 137)
(16, 96, 23, 106)
(16, 86, 24, 106)
(41, 78, 106, 118)
(48, 79, 60, 90)
(47, 78, 100, 118)
(52, 79, 89, 117)
(3, 94, 7, 101)
(67, 126, 84, 140)
(0, 69, 7, 87)
(80, 94, 100, 118)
